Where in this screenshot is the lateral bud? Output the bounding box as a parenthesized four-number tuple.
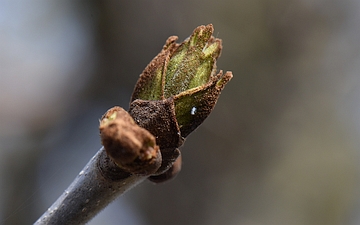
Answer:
(100, 107, 161, 175)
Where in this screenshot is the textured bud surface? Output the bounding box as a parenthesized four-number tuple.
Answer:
(129, 24, 232, 182)
(131, 24, 232, 138)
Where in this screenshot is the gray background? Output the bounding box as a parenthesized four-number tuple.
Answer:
(1, 1, 360, 224)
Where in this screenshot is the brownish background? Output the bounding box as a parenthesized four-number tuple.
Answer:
(1, 1, 360, 225)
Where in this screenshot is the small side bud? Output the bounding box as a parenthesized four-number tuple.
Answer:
(100, 107, 161, 175)
(148, 153, 182, 183)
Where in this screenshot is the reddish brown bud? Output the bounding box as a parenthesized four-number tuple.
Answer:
(148, 152, 182, 183)
(100, 107, 161, 175)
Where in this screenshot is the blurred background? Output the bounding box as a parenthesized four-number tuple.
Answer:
(1, 0, 360, 224)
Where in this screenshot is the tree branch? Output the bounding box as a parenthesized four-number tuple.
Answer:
(35, 147, 148, 225)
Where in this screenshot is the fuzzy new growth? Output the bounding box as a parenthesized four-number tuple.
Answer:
(128, 24, 232, 182)
(99, 25, 233, 182)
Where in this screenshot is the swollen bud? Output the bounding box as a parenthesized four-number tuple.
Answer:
(129, 24, 233, 182)
(131, 24, 232, 138)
